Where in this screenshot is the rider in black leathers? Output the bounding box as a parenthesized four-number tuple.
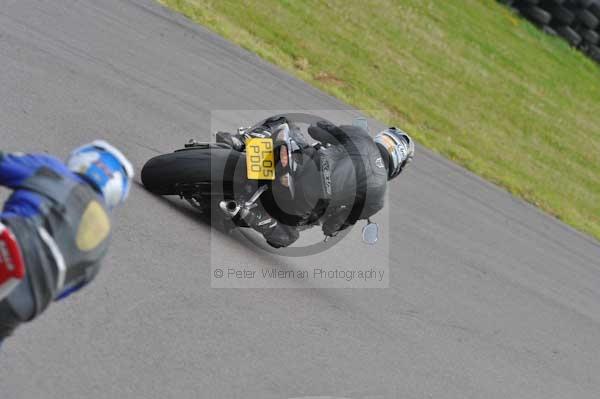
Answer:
(216, 116, 414, 248)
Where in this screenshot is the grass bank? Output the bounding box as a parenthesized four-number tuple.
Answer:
(159, 0, 600, 240)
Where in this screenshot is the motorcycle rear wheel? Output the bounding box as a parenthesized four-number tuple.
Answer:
(141, 145, 245, 196)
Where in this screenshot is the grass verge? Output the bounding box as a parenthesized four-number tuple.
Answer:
(159, 0, 600, 240)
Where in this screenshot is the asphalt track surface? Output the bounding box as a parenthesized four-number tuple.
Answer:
(1, 1, 600, 398)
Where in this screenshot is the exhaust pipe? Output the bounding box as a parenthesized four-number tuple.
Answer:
(219, 200, 240, 218)
(219, 186, 268, 220)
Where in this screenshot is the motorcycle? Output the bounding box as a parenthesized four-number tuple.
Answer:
(141, 117, 379, 245)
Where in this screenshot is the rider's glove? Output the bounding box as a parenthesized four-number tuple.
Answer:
(321, 205, 353, 237)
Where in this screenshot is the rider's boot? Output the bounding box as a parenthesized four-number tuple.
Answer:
(244, 209, 299, 248)
(216, 124, 276, 152)
(216, 132, 246, 151)
(222, 201, 299, 248)
(216, 131, 246, 151)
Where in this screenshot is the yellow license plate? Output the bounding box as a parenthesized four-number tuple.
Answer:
(246, 138, 275, 180)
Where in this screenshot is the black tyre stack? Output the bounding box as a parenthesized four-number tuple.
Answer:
(499, 0, 600, 63)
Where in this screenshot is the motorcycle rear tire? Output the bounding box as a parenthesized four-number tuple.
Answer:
(141, 146, 245, 195)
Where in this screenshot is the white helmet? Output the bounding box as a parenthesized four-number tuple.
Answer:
(374, 127, 414, 180)
(66, 140, 134, 210)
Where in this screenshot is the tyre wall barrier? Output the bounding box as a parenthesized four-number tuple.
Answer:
(499, 0, 600, 63)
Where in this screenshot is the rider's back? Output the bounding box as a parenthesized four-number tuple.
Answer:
(308, 123, 388, 221)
